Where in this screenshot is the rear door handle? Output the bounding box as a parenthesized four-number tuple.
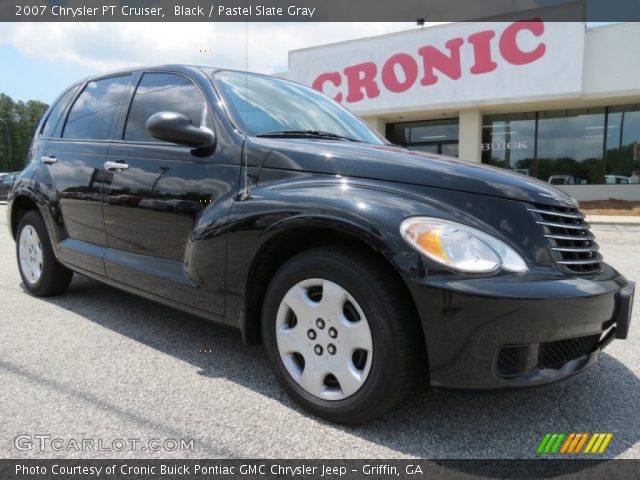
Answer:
(41, 155, 57, 165)
(104, 161, 130, 172)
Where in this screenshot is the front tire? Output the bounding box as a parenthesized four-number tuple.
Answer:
(262, 247, 423, 424)
(16, 211, 72, 296)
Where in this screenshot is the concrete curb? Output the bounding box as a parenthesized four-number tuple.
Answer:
(586, 215, 640, 226)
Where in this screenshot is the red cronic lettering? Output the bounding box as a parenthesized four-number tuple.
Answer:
(310, 21, 548, 104)
(499, 20, 546, 65)
(418, 38, 464, 86)
(343, 62, 380, 103)
(381, 53, 418, 93)
(311, 72, 343, 102)
(467, 30, 498, 74)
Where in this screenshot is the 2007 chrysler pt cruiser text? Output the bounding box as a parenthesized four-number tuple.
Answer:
(6, 65, 634, 424)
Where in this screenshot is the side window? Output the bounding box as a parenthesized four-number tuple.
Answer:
(41, 85, 81, 138)
(124, 73, 207, 142)
(63, 75, 132, 140)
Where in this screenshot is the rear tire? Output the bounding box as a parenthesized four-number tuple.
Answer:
(16, 211, 72, 297)
(262, 246, 423, 424)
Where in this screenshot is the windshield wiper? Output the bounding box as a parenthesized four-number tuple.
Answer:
(256, 130, 357, 142)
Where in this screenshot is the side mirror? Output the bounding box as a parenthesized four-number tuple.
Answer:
(145, 111, 215, 149)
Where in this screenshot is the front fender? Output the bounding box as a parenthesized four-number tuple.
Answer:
(227, 174, 451, 261)
(218, 172, 478, 325)
(241, 174, 474, 252)
(208, 170, 553, 330)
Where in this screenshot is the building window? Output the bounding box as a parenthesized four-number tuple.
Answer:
(605, 105, 640, 184)
(482, 105, 640, 185)
(386, 119, 459, 157)
(536, 108, 606, 185)
(481, 113, 536, 176)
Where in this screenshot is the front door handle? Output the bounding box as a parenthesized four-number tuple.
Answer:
(104, 161, 130, 172)
(41, 155, 57, 165)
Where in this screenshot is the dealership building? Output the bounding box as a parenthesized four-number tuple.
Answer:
(285, 22, 640, 201)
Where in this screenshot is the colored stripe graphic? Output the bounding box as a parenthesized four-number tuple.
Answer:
(562, 433, 588, 454)
(597, 433, 613, 453)
(560, 433, 575, 454)
(549, 434, 565, 453)
(584, 433, 599, 453)
(537, 433, 552, 454)
(537, 433, 565, 454)
(538, 433, 612, 454)
(573, 433, 589, 453)
(585, 433, 614, 454)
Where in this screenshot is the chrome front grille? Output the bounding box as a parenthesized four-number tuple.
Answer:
(528, 204, 603, 274)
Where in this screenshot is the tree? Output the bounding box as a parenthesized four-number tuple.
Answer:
(0, 93, 48, 172)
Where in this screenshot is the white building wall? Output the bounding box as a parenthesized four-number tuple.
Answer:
(583, 23, 640, 99)
(558, 185, 640, 202)
(285, 23, 640, 201)
(362, 116, 386, 136)
(458, 109, 482, 163)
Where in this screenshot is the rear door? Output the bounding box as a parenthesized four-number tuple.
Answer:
(102, 71, 238, 315)
(44, 74, 134, 274)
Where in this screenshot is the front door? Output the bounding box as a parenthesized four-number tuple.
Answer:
(102, 72, 237, 315)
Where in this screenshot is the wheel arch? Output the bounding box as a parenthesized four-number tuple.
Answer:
(10, 194, 40, 240)
(241, 222, 424, 349)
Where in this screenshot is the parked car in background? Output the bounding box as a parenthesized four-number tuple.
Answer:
(605, 175, 631, 184)
(0, 172, 20, 201)
(6, 66, 635, 424)
(548, 175, 574, 185)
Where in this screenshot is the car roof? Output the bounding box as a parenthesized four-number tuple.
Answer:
(74, 64, 287, 86)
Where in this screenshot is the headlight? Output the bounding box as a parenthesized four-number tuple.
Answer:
(400, 217, 527, 273)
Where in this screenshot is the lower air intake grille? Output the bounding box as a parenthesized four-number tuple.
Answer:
(496, 345, 528, 377)
(528, 204, 602, 274)
(537, 334, 600, 370)
(496, 333, 601, 378)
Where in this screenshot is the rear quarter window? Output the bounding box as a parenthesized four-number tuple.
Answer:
(40, 85, 81, 138)
(63, 75, 132, 140)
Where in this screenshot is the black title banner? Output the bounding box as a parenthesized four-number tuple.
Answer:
(1, 459, 640, 480)
(2, 0, 640, 22)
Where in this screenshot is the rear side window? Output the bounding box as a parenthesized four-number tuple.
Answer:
(124, 73, 206, 142)
(41, 85, 80, 138)
(63, 75, 132, 140)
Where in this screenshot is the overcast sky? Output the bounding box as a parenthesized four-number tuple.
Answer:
(0, 22, 422, 104)
(0, 21, 614, 105)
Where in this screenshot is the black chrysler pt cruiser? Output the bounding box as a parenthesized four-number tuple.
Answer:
(7, 65, 635, 424)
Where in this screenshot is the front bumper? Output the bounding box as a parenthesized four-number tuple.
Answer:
(403, 262, 634, 390)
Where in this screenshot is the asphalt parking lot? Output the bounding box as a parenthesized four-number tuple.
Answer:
(0, 203, 638, 459)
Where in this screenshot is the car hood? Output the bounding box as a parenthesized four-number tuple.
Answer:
(256, 138, 577, 207)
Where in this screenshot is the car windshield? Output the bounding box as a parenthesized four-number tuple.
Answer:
(213, 71, 384, 144)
